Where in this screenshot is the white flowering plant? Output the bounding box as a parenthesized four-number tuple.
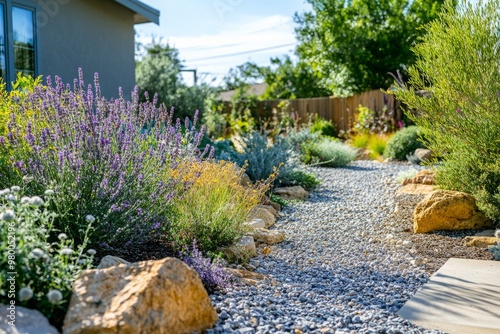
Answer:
(0, 186, 95, 328)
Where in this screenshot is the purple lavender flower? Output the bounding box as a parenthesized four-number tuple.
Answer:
(1, 69, 211, 248)
(181, 240, 233, 292)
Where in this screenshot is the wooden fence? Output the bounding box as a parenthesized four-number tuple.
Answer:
(223, 89, 402, 133)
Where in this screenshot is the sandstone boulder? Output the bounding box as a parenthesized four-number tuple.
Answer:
(248, 206, 275, 228)
(261, 195, 281, 211)
(273, 186, 308, 200)
(244, 219, 266, 229)
(63, 258, 217, 334)
(0, 305, 58, 334)
(259, 204, 278, 218)
(97, 255, 131, 269)
(464, 236, 500, 248)
(240, 173, 251, 187)
(268, 201, 281, 212)
(396, 184, 435, 195)
(414, 149, 433, 162)
(252, 228, 285, 245)
(221, 236, 256, 261)
(414, 190, 492, 233)
(225, 268, 267, 286)
(402, 169, 435, 185)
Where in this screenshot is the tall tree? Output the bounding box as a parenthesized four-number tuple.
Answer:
(259, 56, 331, 99)
(136, 42, 213, 120)
(295, 0, 453, 96)
(223, 57, 331, 99)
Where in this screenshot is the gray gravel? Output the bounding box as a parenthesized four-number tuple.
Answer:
(208, 161, 446, 334)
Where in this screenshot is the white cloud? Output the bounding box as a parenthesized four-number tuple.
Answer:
(136, 15, 298, 85)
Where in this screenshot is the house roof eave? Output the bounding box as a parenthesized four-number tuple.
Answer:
(113, 0, 160, 25)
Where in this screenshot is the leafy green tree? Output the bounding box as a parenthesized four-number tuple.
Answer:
(136, 42, 213, 120)
(259, 56, 331, 99)
(222, 62, 263, 91)
(392, 0, 500, 221)
(295, 0, 453, 96)
(223, 57, 330, 99)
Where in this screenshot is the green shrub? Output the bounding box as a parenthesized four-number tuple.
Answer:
(384, 126, 424, 160)
(203, 94, 229, 139)
(286, 128, 321, 150)
(0, 71, 208, 249)
(303, 139, 356, 167)
(169, 161, 268, 253)
(310, 116, 336, 137)
(367, 134, 390, 159)
(0, 187, 94, 329)
(351, 133, 370, 148)
(278, 170, 320, 191)
(270, 194, 288, 207)
(354, 105, 394, 134)
(229, 132, 297, 183)
(392, 0, 500, 222)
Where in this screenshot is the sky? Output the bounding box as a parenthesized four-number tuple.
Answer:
(135, 0, 312, 86)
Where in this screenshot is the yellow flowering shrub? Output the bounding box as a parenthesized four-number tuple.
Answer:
(0, 73, 42, 137)
(169, 160, 270, 253)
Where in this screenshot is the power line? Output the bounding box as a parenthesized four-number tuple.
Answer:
(183, 43, 296, 62)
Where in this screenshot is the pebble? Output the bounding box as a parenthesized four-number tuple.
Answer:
(210, 161, 444, 334)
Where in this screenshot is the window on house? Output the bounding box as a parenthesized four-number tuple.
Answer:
(0, 1, 38, 87)
(13, 6, 35, 77)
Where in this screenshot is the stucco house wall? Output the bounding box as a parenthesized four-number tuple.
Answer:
(0, 0, 158, 97)
(36, 0, 137, 97)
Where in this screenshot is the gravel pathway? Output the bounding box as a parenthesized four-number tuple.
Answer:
(209, 161, 447, 334)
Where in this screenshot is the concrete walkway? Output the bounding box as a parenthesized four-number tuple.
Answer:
(398, 258, 500, 334)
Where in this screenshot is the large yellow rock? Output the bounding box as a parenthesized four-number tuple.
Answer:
(414, 190, 492, 233)
(63, 258, 217, 334)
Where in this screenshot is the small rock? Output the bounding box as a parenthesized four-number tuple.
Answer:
(402, 169, 435, 185)
(273, 186, 309, 200)
(96, 255, 130, 269)
(474, 229, 496, 237)
(245, 219, 266, 229)
(251, 228, 286, 245)
(402, 240, 413, 248)
(259, 204, 278, 218)
(240, 173, 252, 187)
(219, 310, 230, 320)
(411, 257, 424, 266)
(414, 149, 433, 164)
(0, 304, 59, 334)
(221, 236, 257, 261)
(464, 236, 500, 248)
(396, 184, 435, 195)
(248, 207, 276, 228)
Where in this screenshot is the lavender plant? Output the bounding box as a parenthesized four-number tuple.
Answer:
(181, 240, 233, 292)
(0, 69, 211, 248)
